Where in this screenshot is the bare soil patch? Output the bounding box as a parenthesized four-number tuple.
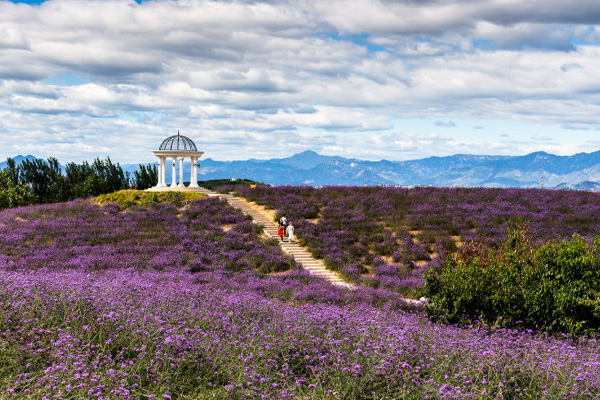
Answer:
(237, 197, 277, 222)
(451, 235, 464, 248)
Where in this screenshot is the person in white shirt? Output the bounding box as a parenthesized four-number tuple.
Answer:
(287, 222, 295, 242)
(280, 215, 288, 235)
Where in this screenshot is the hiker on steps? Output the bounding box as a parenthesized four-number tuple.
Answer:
(277, 225, 285, 242)
(287, 222, 295, 242)
(279, 214, 288, 235)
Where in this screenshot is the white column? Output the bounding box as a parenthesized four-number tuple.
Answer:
(170, 158, 177, 187)
(195, 158, 200, 184)
(156, 157, 162, 187)
(189, 157, 199, 187)
(161, 157, 167, 187)
(178, 157, 185, 187)
(189, 157, 194, 186)
(159, 157, 166, 187)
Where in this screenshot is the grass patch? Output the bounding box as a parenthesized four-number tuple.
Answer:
(95, 190, 206, 208)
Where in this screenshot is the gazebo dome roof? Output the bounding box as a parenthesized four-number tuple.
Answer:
(159, 131, 198, 152)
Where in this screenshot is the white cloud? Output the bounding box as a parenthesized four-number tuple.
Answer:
(531, 134, 553, 141)
(434, 120, 456, 128)
(0, 0, 599, 163)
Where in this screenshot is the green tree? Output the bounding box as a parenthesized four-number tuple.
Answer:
(133, 163, 158, 190)
(5, 158, 20, 185)
(0, 169, 35, 209)
(65, 161, 94, 199)
(90, 157, 129, 195)
(19, 157, 64, 203)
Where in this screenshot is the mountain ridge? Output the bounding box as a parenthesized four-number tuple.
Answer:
(190, 150, 600, 188)
(3, 150, 600, 189)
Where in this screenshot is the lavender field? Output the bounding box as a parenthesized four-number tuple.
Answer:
(0, 193, 599, 398)
(231, 185, 600, 296)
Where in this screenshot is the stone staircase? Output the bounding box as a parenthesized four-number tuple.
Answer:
(201, 189, 351, 288)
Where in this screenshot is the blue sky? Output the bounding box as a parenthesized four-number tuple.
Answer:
(0, 0, 599, 163)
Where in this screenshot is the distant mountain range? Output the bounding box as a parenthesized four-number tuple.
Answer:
(164, 150, 600, 190)
(0, 155, 37, 169)
(4, 150, 600, 190)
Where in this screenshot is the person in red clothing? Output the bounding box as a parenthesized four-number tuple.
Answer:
(277, 225, 285, 242)
(279, 214, 288, 235)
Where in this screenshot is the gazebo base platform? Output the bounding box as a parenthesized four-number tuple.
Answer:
(145, 186, 215, 195)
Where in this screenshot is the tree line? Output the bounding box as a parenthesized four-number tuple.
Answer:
(0, 157, 157, 209)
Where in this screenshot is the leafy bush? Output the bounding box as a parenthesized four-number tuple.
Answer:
(423, 222, 600, 335)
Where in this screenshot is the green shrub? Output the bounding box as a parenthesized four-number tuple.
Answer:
(422, 222, 600, 335)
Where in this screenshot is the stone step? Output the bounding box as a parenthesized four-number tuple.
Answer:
(300, 264, 328, 269)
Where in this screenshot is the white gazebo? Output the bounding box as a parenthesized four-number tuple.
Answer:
(148, 131, 204, 191)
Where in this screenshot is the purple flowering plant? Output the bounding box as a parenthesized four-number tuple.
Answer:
(0, 192, 599, 398)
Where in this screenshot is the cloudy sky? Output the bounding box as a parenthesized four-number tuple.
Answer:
(1, 0, 600, 164)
